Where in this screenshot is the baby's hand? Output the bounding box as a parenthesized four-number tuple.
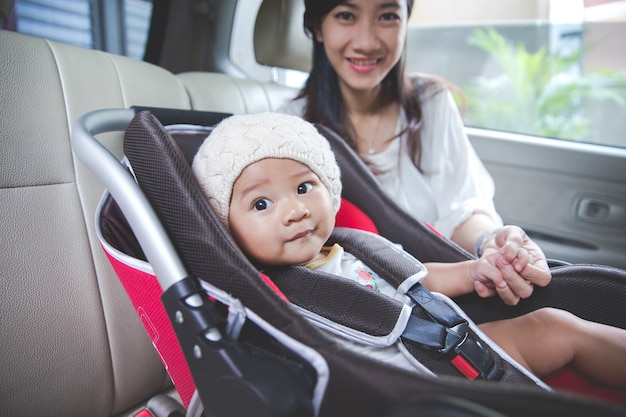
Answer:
(470, 242, 532, 305)
(486, 226, 551, 289)
(500, 239, 530, 274)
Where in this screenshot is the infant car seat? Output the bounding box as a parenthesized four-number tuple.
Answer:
(71, 107, 626, 417)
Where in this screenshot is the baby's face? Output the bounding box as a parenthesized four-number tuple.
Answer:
(229, 158, 335, 266)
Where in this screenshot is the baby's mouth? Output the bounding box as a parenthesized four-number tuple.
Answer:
(289, 229, 313, 242)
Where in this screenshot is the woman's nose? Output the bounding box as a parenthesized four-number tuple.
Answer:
(352, 20, 381, 51)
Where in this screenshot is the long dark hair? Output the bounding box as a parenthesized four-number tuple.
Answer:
(298, 0, 433, 172)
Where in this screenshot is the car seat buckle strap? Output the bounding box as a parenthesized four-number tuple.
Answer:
(401, 313, 502, 381)
(402, 317, 479, 380)
(401, 314, 447, 350)
(454, 337, 503, 381)
(406, 283, 466, 328)
(450, 354, 481, 380)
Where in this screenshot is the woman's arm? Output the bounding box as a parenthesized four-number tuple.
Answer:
(450, 212, 498, 254)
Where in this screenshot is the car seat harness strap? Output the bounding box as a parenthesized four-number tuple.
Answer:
(403, 284, 501, 381)
(311, 228, 503, 382)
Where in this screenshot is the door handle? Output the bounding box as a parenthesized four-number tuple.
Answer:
(575, 195, 625, 226)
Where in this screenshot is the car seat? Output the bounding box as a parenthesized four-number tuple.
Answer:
(71, 107, 626, 417)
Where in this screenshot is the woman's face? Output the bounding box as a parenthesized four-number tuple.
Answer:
(315, 0, 408, 96)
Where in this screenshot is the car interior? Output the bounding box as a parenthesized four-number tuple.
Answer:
(1, 0, 625, 416)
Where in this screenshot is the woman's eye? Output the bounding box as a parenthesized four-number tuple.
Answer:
(297, 182, 313, 194)
(380, 12, 400, 22)
(252, 198, 273, 211)
(335, 11, 354, 21)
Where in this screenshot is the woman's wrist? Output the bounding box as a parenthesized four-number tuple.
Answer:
(474, 228, 499, 258)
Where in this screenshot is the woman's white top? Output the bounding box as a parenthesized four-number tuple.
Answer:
(279, 75, 502, 238)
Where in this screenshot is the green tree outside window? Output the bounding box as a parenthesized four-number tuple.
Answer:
(459, 27, 626, 142)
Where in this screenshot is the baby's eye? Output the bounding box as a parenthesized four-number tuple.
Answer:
(297, 182, 313, 194)
(252, 198, 273, 211)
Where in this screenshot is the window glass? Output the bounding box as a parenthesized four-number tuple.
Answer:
(407, 0, 626, 148)
(11, 0, 152, 61)
(14, 0, 93, 48)
(123, 0, 152, 60)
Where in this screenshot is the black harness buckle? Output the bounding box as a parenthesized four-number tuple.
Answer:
(403, 284, 502, 381)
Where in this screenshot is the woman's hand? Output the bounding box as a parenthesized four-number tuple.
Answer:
(476, 226, 551, 305)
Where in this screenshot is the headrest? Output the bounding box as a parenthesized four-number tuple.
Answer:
(0, 0, 14, 22)
(254, 0, 312, 73)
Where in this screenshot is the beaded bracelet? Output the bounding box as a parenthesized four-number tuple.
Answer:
(474, 229, 499, 258)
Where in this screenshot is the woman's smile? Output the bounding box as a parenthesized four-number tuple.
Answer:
(347, 57, 380, 72)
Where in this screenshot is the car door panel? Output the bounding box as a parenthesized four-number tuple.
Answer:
(469, 129, 626, 269)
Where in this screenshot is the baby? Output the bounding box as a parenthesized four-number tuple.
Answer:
(192, 112, 626, 390)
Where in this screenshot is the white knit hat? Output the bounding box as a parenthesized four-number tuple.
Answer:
(192, 112, 342, 226)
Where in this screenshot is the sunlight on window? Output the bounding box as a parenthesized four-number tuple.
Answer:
(406, 0, 626, 148)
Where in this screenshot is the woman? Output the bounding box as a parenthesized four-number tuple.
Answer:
(280, 0, 550, 304)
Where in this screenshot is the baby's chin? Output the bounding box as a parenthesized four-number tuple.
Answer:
(253, 251, 321, 268)
(286, 248, 326, 267)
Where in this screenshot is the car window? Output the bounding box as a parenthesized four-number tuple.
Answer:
(10, 0, 152, 60)
(406, 0, 626, 149)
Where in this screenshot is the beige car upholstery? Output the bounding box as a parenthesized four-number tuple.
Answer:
(0, 29, 296, 417)
(253, 0, 311, 72)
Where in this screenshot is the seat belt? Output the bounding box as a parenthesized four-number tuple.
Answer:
(401, 284, 502, 381)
